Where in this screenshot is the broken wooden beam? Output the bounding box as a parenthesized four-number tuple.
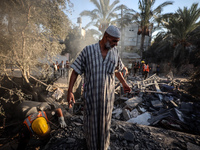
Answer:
(144, 90, 168, 94)
(154, 80, 163, 101)
(30, 75, 58, 91)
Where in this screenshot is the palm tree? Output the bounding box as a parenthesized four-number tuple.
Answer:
(189, 26, 200, 99)
(80, 0, 120, 34)
(162, 3, 200, 67)
(114, 4, 132, 28)
(131, 0, 173, 59)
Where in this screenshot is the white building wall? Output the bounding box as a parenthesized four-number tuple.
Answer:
(122, 23, 152, 51)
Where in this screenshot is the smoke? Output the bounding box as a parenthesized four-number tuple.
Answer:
(63, 27, 100, 60)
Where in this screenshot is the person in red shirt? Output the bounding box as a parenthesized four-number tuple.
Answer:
(143, 62, 150, 79)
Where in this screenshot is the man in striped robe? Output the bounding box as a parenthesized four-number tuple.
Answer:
(67, 25, 131, 150)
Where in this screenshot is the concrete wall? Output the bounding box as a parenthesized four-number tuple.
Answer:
(122, 23, 152, 51)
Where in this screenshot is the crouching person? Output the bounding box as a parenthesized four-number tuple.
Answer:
(16, 101, 66, 150)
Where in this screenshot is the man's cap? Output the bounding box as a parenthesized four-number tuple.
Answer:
(105, 25, 121, 38)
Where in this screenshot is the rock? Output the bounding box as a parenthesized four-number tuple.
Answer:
(151, 100, 163, 108)
(66, 137, 76, 143)
(112, 108, 123, 119)
(130, 108, 139, 118)
(125, 96, 143, 108)
(127, 112, 151, 125)
(122, 109, 131, 120)
(123, 132, 134, 142)
(134, 144, 139, 150)
(187, 142, 200, 150)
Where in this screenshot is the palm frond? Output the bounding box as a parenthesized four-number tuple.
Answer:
(153, 1, 173, 14)
(79, 0, 121, 33)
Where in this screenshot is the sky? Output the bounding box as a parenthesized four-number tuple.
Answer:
(67, 0, 200, 28)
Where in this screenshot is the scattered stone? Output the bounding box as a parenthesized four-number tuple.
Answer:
(123, 132, 134, 142)
(187, 142, 200, 150)
(125, 96, 142, 108)
(151, 100, 163, 108)
(130, 108, 139, 118)
(112, 108, 123, 119)
(127, 112, 151, 125)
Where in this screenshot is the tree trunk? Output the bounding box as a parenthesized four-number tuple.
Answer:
(21, 68, 32, 88)
(140, 33, 145, 59)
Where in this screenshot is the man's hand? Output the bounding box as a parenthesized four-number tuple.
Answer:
(67, 70, 78, 109)
(122, 67, 128, 77)
(67, 92, 75, 109)
(115, 71, 131, 93)
(122, 82, 131, 93)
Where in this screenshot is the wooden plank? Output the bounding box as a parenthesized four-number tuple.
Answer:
(154, 80, 163, 101)
(144, 90, 168, 94)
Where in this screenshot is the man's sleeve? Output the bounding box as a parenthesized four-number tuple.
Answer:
(117, 57, 125, 72)
(115, 50, 124, 72)
(70, 48, 86, 75)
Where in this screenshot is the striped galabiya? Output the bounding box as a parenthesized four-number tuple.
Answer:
(71, 42, 124, 150)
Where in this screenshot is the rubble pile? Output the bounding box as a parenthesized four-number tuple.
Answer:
(110, 120, 200, 150)
(43, 74, 200, 150)
(113, 74, 200, 135)
(1, 74, 200, 150)
(42, 116, 86, 150)
(42, 116, 200, 150)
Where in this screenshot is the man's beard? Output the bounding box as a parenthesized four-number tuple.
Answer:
(105, 41, 112, 50)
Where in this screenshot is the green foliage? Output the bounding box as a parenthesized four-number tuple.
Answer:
(80, 0, 120, 34)
(152, 3, 200, 68)
(125, 0, 173, 58)
(187, 26, 200, 99)
(145, 32, 173, 63)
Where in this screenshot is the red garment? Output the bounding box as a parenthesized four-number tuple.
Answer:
(143, 64, 150, 72)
